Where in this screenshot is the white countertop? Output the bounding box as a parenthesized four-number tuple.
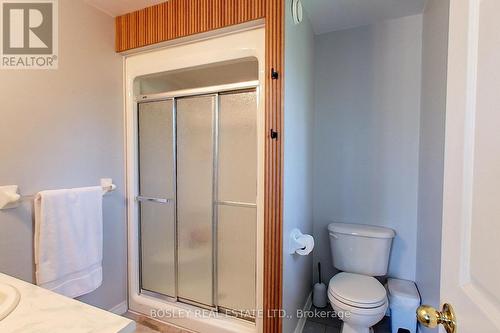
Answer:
(0, 273, 135, 333)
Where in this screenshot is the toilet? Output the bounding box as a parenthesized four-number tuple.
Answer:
(327, 223, 396, 333)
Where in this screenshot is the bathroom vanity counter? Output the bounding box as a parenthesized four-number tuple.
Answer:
(0, 273, 135, 333)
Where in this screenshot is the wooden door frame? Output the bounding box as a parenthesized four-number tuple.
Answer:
(115, 1, 285, 332)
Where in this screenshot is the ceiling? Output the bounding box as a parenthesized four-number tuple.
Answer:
(301, 0, 426, 35)
(85, 0, 165, 17)
(85, 0, 426, 33)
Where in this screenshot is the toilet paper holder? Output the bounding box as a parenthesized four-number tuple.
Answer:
(288, 228, 315, 255)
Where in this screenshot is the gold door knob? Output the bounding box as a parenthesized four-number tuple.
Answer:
(417, 303, 456, 333)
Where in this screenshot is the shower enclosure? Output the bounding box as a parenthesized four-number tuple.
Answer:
(125, 28, 265, 333)
(136, 82, 258, 318)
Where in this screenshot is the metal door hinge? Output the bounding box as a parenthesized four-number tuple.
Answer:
(271, 68, 279, 80)
(270, 129, 279, 140)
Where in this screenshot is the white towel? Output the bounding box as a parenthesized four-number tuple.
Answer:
(34, 186, 103, 298)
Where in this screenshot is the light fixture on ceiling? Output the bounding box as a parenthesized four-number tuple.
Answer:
(291, 0, 303, 25)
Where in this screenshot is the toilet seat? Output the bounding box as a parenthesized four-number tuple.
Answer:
(328, 272, 387, 309)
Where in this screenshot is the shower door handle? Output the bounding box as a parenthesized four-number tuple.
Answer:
(136, 196, 172, 204)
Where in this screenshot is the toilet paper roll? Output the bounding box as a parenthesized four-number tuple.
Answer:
(295, 234, 314, 255)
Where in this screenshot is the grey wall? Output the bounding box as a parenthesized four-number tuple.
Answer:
(313, 15, 423, 283)
(0, 0, 125, 311)
(416, 0, 449, 330)
(282, 2, 315, 332)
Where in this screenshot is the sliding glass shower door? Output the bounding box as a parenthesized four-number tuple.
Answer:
(138, 100, 176, 298)
(137, 87, 257, 316)
(177, 95, 216, 307)
(217, 91, 257, 312)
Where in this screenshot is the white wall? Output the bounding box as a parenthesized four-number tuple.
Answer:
(282, 2, 315, 332)
(416, 0, 449, 330)
(0, 0, 125, 311)
(313, 15, 423, 283)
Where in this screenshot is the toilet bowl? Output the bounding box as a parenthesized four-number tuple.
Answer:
(328, 272, 388, 333)
(327, 223, 395, 333)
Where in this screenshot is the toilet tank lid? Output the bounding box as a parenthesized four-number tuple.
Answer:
(328, 223, 396, 239)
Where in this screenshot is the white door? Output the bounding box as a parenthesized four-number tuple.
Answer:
(434, 0, 500, 331)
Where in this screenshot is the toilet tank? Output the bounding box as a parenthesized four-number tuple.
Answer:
(328, 223, 396, 276)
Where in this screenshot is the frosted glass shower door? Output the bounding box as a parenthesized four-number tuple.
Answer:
(177, 96, 216, 306)
(217, 90, 257, 313)
(138, 100, 176, 297)
(136, 86, 258, 315)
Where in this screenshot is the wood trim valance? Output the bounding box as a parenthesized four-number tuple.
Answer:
(115, 0, 266, 52)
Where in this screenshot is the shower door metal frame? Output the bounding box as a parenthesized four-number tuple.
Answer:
(136, 80, 259, 315)
(137, 81, 259, 103)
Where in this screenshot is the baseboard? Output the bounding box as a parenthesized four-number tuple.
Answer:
(109, 300, 128, 315)
(294, 292, 312, 333)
